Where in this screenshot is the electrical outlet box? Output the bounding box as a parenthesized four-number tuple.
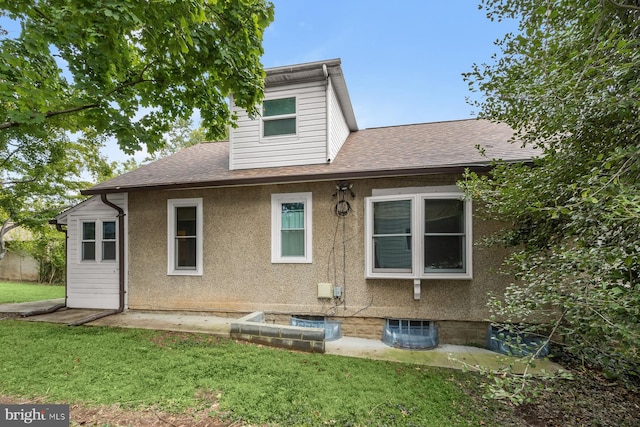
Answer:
(317, 282, 333, 299)
(333, 286, 343, 298)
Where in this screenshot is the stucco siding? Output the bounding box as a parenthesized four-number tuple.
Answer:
(63, 194, 127, 309)
(126, 176, 510, 324)
(230, 81, 328, 170)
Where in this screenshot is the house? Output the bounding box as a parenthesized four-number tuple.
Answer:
(53, 59, 537, 345)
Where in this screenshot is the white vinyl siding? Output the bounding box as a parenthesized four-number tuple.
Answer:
(271, 192, 313, 263)
(327, 77, 350, 161)
(230, 81, 328, 170)
(57, 194, 127, 309)
(365, 188, 473, 280)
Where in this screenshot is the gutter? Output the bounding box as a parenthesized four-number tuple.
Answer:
(99, 194, 126, 313)
(47, 220, 69, 310)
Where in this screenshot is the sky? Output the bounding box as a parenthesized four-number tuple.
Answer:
(260, 1, 517, 130)
(1, 1, 519, 164)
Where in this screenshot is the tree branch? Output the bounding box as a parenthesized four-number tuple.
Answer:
(606, 0, 640, 11)
(0, 76, 154, 131)
(32, 7, 55, 23)
(1, 177, 37, 187)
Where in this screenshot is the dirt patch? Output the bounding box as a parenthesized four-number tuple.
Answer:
(0, 394, 233, 427)
(514, 373, 640, 427)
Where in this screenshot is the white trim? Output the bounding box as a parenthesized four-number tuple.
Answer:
(260, 96, 298, 140)
(365, 188, 472, 280)
(271, 192, 313, 263)
(167, 198, 203, 276)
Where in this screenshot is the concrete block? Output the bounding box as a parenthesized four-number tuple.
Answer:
(311, 341, 325, 353)
(239, 323, 261, 336)
(289, 340, 312, 352)
(300, 329, 324, 341)
(280, 327, 303, 340)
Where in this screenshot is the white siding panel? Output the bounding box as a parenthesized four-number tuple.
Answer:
(230, 80, 329, 170)
(65, 194, 127, 309)
(327, 77, 350, 161)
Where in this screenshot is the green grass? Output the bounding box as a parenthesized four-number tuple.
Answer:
(0, 321, 498, 426)
(0, 281, 65, 304)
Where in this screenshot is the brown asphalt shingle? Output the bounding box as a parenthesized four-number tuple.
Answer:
(84, 119, 538, 195)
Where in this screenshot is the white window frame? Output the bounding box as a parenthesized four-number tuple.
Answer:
(261, 96, 298, 139)
(167, 198, 203, 276)
(365, 189, 472, 280)
(271, 192, 312, 263)
(79, 219, 117, 263)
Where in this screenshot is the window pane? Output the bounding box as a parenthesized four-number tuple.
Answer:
(176, 237, 197, 268)
(264, 118, 296, 136)
(373, 200, 411, 235)
(281, 202, 304, 257)
(281, 230, 304, 256)
(82, 222, 95, 240)
(102, 241, 116, 260)
(103, 221, 116, 240)
(263, 98, 295, 117)
(374, 236, 412, 269)
(281, 203, 304, 229)
(424, 235, 464, 271)
(373, 200, 412, 270)
(176, 206, 196, 236)
(82, 242, 95, 261)
(424, 199, 464, 233)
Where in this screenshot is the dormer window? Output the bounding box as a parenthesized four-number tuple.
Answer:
(263, 97, 296, 137)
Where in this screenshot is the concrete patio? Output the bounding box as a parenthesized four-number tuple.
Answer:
(1, 299, 565, 374)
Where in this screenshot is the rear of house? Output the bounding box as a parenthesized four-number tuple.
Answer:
(56, 59, 537, 345)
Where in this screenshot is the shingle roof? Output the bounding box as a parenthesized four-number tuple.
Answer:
(84, 119, 538, 195)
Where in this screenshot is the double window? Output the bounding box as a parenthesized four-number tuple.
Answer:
(167, 198, 203, 275)
(365, 189, 472, 279)
(262, 97, 296, 137)
(81, 220, 116, 262)
(271, 192, 312, 263)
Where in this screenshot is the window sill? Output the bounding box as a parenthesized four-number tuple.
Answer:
(167, 270, 203, 276)
(366, 272, 473, 280)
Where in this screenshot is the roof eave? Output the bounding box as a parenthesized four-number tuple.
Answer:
(81, 160, 533, 195)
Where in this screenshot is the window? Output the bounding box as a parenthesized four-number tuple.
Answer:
(102, 221, 116, 261)
(80, 220, 117, 262)
(271, 192, 312, 263)
(81, 222, 96, 261)
(167, 198, 203, 275)
(365, 189, 472, 279)
(262, 97, 296, 137)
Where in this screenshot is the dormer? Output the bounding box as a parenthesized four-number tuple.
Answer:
(229, 59, 358, 170)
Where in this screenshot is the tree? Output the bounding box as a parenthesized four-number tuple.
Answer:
(1, 1, 273, 152)
(0, 124, 103, 260)
(0, 1, 273, 258)
(462, 0, 639, 385)
(144, 117, 209, 162)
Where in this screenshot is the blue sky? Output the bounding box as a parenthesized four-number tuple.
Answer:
(261, 1, 517, 129)
(2, 2, 518, 163)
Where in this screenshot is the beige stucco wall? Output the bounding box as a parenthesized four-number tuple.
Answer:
(126, 174, 511, 324)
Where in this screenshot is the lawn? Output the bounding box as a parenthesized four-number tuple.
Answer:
(0, 321, 504, 426)
(0, 281, 65, 304)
